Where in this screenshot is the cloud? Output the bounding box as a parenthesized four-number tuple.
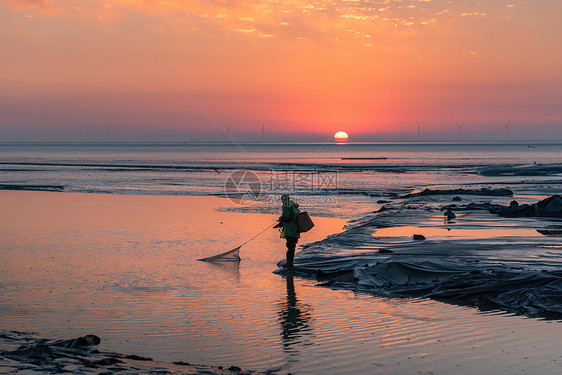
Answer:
(4, 0, 496, 41)
(6, 0, 66, 15)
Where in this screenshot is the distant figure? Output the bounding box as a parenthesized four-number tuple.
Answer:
(274, 194, 300, 267)
(444, 209, 456, 221)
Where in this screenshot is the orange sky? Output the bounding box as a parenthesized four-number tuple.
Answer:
(1, 0, 561, 141)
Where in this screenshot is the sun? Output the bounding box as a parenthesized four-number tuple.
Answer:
(334, 131, 349, 141)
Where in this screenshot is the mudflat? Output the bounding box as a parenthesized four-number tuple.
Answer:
(2, 190, 562, 374)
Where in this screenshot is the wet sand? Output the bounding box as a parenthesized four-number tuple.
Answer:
(2, 191, 562, 374)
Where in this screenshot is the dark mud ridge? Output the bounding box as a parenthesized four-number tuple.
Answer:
(446, 195, 562, 218)
(0, 332, 274, 374)
(480, 163, 562, 176)
(400, 187, 513, 199)
(0, 184, 64, 192)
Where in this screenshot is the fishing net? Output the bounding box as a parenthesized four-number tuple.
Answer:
(198, 246, 241, 262)
(197, 224, 274, 262)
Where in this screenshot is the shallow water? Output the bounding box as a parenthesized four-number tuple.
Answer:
(3, 191, 562, 374)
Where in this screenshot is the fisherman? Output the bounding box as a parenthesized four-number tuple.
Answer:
(274, 194, 300, 267)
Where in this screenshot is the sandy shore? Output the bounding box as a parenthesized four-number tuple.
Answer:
(3, 190, 562, 374)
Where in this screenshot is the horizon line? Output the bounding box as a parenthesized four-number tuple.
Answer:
(2, 140, 562, 146)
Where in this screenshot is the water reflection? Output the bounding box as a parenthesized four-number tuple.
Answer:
(205, 260, 241, 281)
(277, 274, 314, 359)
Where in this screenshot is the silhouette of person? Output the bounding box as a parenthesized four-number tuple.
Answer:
(273, 194, 300, 267)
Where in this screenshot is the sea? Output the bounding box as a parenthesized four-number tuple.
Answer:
(1, 141, 561, 218)
(2, 142, 562, 374)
